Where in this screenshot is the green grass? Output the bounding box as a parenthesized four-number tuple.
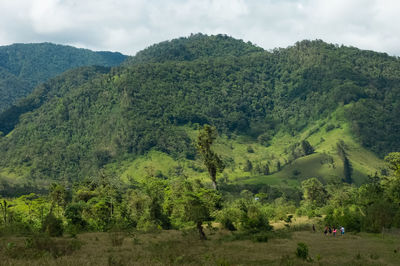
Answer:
(241, 109, 384, 187)
(111, 115, 385, 189)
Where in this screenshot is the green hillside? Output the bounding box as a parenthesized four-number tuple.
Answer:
(0, 34, 399, 193)
(124, 33, 263, 65)
(0, 42, 127, 111)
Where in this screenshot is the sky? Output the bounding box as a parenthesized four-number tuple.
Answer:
(1, 0, 400, 56)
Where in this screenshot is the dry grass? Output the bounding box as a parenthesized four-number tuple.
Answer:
(0, 228, 399, 265)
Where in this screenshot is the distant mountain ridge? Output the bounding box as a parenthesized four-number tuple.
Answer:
(0, 34, 399, 188)
(0, 42, 127, 111)
(125, 33, 263, 65)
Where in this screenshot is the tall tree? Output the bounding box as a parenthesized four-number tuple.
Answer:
(196, 125, 225, 190)
(164, 179, 221, 240)
(337, 140, 353, 183)
(49, 183, 69, 215)
(384, 152, 400, 204)
(301, 178, 327, 207)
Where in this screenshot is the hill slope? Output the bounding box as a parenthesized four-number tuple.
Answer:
(124, 33, 263, 65)
(0, 42, 127, 111)
(0, 35, 398, 191)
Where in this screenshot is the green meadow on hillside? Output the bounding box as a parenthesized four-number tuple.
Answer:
(111, 111, 383, 191)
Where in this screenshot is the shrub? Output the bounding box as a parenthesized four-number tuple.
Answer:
(247, 146, 254, 153)
(65, 201, 87, 230)
(325, 123, 335, 132)
(239, 202, 272, 233)
(296, 242, 309, 260)
(42, 212, 64, 237)
(215, 207, 239, 231)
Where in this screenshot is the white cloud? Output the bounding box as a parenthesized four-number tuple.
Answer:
(0, 0, 400, 56)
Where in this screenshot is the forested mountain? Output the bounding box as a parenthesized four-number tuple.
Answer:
(0, 43, 127, 111)
(124, 33, 263, 65)
(0, 34, 399, 186)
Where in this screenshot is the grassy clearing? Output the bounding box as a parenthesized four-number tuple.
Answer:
(1, 228, 399, 265)
(112, 118, 384, 190)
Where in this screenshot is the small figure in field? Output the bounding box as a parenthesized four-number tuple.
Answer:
(340, 226, 345, 236)
(324, 226, 328, 236)
(328, 226, 332, 235)
(312, 224, 316, 233)
(333, 227, 337, 237)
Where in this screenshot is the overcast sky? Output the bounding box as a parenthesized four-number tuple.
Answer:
(1, 0, 400, 56)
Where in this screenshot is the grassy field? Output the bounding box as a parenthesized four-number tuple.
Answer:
(1, 227, 399, 265)
(112, 118, 384, 191)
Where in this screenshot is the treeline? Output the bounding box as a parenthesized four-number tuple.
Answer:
(1, 152, 399, 239)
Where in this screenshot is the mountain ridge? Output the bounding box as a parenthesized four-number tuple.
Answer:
(0, 34, 398, 191)
(0, 42, 127, 111)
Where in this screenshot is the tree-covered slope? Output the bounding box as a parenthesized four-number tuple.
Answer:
(0, 66, 111, 136)
(124, 33, 263, 65)
(0, 42, 127, 111)
(0, 35, 399, 185)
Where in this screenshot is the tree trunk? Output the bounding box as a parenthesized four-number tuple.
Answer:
(211, 179, 217, 190)
(3, 200, 7, 224)
(197, 221, 207, 240)
(209, 168, 218, 190)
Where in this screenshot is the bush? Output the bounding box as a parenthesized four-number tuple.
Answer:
(325, 123, 335, 132)
(324, 206, 362, 232)
(42, 212, 64, 237)
(362, 200, 397, 233)
(215, 207, 239, 231)
(247, 146, 254, 153)
(239, 202, 272, 233)
(296, 242, 309, 260)
(65, 201, 87, 230)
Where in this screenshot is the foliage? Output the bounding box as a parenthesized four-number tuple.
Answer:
(215, 206, 239, 231)
(0, 42, 126, 111)
(64, 201, 87, 230)
(337, 140, 353, 183)
(296, 242, 309, 260)
(165, 178, 221, 239)
(41, 212, 64, 237)
(125, 33, 263, 65)
(324, 206, 362, 232)
(0, 36, 399, 182)
(219, 197, 273, 234)
(196, 125, 225, 189)
(384, 152, 400, 177)
(301, 178, 327, 207)
(0, 35, 400, 245)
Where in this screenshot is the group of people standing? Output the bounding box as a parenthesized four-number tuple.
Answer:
(311, 224, 345, 236)
(323, 225, 345, 236)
